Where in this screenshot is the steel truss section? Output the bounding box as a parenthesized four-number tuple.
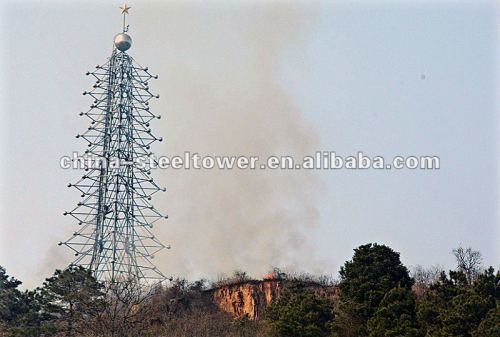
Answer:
(60, 49, 168, 284)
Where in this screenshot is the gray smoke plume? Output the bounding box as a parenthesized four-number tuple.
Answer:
(135, 3, 323, 280)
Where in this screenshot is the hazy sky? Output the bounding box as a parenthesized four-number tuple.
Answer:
(0, 0, 498, 289)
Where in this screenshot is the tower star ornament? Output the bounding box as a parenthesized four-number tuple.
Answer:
(120, 3, 131, 14)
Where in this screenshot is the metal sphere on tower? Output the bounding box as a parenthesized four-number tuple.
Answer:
(114, 33, 132, 51)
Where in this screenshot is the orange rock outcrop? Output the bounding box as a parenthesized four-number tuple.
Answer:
(209, 279, 337, 320)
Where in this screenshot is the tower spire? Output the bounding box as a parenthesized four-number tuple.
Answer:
(119, 3, 131, 32)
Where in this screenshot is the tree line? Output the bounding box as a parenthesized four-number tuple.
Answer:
(0, 243, 498, 337)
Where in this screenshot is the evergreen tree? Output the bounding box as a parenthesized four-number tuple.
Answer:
(472, 267, 499, 300)
(0, 266, 23, 324)
(38, 266, 104, 336)
(0, 266, 44, 337)
(417, 268, 498, 337)
(265, 281, 333, 337)
(439, 291, 495, 337)
(367, 287, 420, 337)
(472, 307, 500, 337)
(332, 243, 413, 337)
(416, 270, 467, 335)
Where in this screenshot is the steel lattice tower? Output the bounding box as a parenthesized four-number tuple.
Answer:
(60, 5, 168, 283)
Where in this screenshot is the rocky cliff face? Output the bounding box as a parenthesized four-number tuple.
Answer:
(209, 279, 338, 320)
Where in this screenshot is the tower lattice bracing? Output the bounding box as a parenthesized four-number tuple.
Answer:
(60, 6, 168, 283)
